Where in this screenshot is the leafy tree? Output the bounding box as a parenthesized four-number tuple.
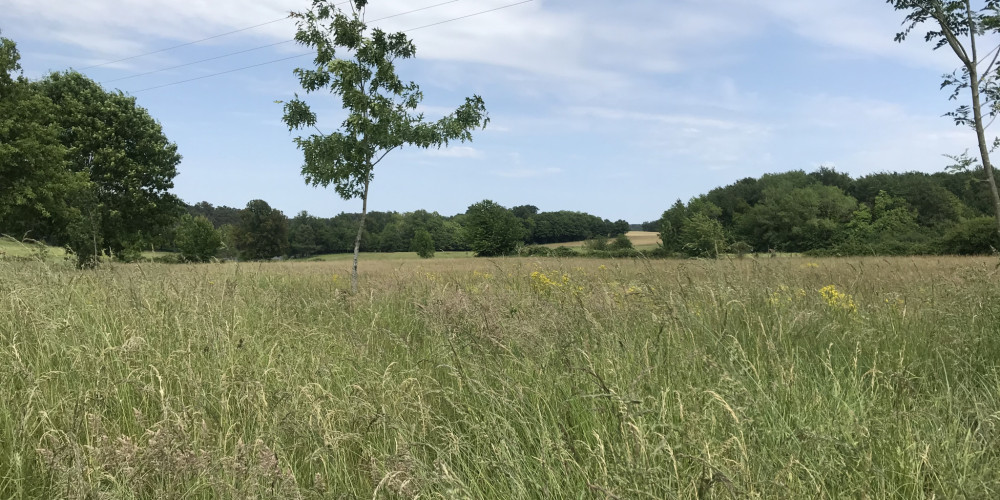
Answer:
(411, 228, 434, 258)
(32, 71, 182, 260)
(216, 224, 240, 260)
(838, 191, 925, 255)
(282, 0, 488, 293)
(888, 0, 1000, 235)
(465, 200, 525, 257)
(658, 200, 687, 253)
(0, 34, 86, 243)
(234, 200, 288, 260)
(289, 211, 322, 257)
(941, 216, 1000, 254)
(611, 219, 631, 236)
(175, 214, 221, 262)
(680, 213, 726, 258)
(736, 184, 856, 252)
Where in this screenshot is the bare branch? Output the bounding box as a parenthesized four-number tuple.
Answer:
(370, 145, 398, 169)
(979, 43, 1000, 78)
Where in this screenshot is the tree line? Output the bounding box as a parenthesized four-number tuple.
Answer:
(173, 199, 630, 261)
(640, 167, 1000, 257)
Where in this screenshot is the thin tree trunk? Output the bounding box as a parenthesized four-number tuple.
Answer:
(963, 0, 1000, 237)
(351, 177, 370, 294)
(970, 81, 1000, 237)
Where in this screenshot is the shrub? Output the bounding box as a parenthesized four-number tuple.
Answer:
(940, 217, 1000, 255)
(411, 229, 435, 258)
(609, 234, 634, 251)
(176, 214, 222, 262)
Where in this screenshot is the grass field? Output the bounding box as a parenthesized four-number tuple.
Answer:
(3, 255, 1000, 498)
(0, 236, 67, 259)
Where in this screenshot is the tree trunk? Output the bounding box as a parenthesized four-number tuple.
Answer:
(351, 177, 370, 294)
(970, 78, 1000, 238)
(969, 68, 1000, 237)
(961, 0, 1000, 237)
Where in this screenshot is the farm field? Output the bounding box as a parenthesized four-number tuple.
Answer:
(541, 231, 661, 250)
(2, 255, 1000, 498)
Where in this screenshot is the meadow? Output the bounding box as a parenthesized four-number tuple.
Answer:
(2, 254, 1000, 498)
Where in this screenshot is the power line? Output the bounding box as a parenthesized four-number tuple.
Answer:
(105, 0, 467, 86)
(101, 40, 294, 84)
(131, 54, 312, 92)
(130, 0, 535, 94)
(80, 16, 294, 70)
(406, 0, 533, 32)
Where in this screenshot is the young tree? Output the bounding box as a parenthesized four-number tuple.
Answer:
(175, 214, 221, 262)
(888, 0, 1000, 236)
(411, 228, 435, 258)
(282, 0, 488, 293)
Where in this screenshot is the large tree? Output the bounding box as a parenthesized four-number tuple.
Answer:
(235, 200, 289, 260)
(888, 0, 1000, 236)
(32, 71, 182, 260)
(0, 34, 86, 242)
(465, 200, 526, 257)
(282, 0, 489, 293)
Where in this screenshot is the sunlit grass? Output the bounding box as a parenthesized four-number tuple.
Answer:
(2, 255, 999, 498)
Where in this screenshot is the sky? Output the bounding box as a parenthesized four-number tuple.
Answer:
(1, 0, 988, 223)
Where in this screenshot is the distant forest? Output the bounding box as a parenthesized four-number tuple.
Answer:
(638, 167, 999, 257)
(182, 201, 630, 258)
(179, 166, 1000, 260)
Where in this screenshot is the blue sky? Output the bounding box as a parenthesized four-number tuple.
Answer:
(2, 0, 984, 223)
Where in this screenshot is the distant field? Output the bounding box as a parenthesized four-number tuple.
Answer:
(308, 250, 477, 261)
(0, 236, 67, 259)
(540, 230, 660, 249)
(4, 255, 999, 497)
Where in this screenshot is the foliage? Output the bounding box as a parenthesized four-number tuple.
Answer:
(610, 233, 634, 250)
(175, 214, 221, 262)
(32, 71, 182, 261)
(941, 216, 1000, 254)
(411, 228, 434, 258)
(583, 235, 609, 252)
(282, 0, 488, 292)
(234, 200, 288, 260)
(464, 200, 525, 257)
(0, 34, 87, 242)
(680, 213, 726, 258)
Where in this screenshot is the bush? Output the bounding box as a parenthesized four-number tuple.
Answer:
(519, 245, 552, 257)
(176, 214, 222, 262)
(583, 235, 609, 252)
(940, 217, 1000, 255)
(550, 246, 578, 257)
(609, 234, 633, 251)
(411, 229, 435, 258)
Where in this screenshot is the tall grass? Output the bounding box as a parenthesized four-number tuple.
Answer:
(1, 255, 999, 498)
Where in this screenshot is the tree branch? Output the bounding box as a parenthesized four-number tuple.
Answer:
(934, 4, 973, 66)
(370, 145, 398, 169)
(979, 43, 1000, 79)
